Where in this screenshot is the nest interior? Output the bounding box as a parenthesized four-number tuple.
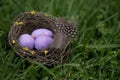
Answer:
(8, 11, 77, 66)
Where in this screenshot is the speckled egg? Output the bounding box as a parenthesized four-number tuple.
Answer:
(35, 36, 53, 50)
(18, 34, 35, 49)
(31, 28, 53, 39)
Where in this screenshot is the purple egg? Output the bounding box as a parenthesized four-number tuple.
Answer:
(18, 34, 35, 49)
(35, 36, 53, 50)
(31, 28, 53, 39)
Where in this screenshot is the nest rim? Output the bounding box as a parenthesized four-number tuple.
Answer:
(8, 11, 72, 66)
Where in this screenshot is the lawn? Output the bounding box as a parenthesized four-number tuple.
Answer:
(0, 0, 120, 80)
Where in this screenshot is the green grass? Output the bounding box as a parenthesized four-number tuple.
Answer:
(0, 0, 120, 80)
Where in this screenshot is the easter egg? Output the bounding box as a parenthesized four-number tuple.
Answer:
(31, 28, 53, 39)
(35, 36, 53, 50)
(18, 34, 35, 49)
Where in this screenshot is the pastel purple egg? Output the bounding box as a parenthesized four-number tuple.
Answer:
(31, 28, 53, 39)
(35, 36, 53, 50)
(18, 34, 35, 49)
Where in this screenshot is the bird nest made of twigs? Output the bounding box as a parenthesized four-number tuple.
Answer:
(8, 11, 78, 66)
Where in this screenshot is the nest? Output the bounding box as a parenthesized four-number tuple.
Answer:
(8, 11, 78, 66)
